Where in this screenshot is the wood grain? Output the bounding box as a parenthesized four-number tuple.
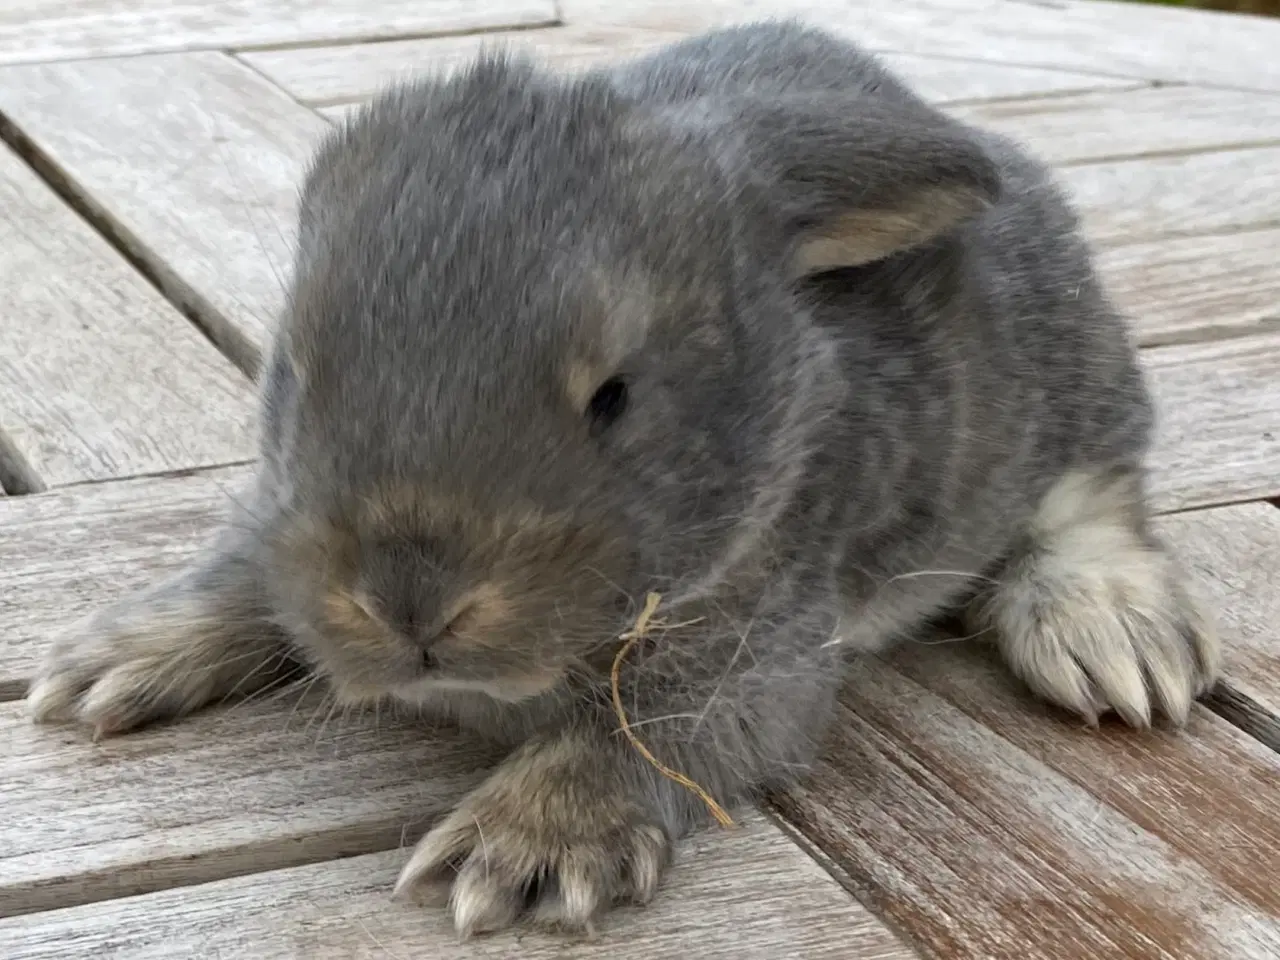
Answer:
(769, 651, 1280, 960)
(1158, 503, 1280, 750)
(885, 644, 1280, 920)
(239, 25, 692, 107)
(0, 143, 256, 489)
(240, 25, 1139, 110)
(0, 816, 918, 958)
(1143, 334, 1280, 512)
(3, 48, 1273, 388)
(1100, 229, 1280, 349)
(559, 0, 1280, 92)
(289, 45, 1280, 172)
(0, 0, 556, 66)
(952, 85, 1280, 166)
(1062, 147, 1280, 249)
(0, 466, 254, 702)
(0, 695, 503, 919)
(0, 52, 330, 374)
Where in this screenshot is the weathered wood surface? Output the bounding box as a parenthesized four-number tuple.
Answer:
(240, 24, 1140, 110)
(559, 0, 1280, 92)
(1061, 147, 1280, 249)
(770, 648, 1280, 960)
(1143, 334, 1280, 512)
(954, 86, 1280, 166)
(0, 696, 501, 919)
(4, 47, 1271, 381)
(2, 1, 1278, 958)
(1161, 504, 1280, 750)
(766, 499, 1280, 960)
(0, 52, 329, 374)
(0, 467, 253, 702)
(0, 815, 919, 959)
(0, 143, 256, 489)
(1099, 230, 1280, 349)
(0, 0, 556, 67)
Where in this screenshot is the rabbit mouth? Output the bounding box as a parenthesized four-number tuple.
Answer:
(389, 666, 566, 705)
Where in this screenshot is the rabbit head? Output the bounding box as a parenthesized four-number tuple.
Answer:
(253, 50, 1000, 707)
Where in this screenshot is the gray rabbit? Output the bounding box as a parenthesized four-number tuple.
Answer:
(28, 21, 1218, 937)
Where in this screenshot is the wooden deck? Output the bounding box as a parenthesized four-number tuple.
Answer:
(1, 1, 1278, 957)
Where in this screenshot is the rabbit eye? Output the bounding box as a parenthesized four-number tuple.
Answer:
(587, 377, 628, 432)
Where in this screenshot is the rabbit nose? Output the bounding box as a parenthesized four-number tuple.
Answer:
(409, 603, 476, 669)
(408, 620, 445, 671)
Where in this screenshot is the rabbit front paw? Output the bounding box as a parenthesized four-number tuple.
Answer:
(27, 571, 290, 738)
(395, 732, 673, 938)
(968, 468, 1220, 727)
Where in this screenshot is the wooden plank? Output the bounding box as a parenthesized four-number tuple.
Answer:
(1159, 503, 1280, 750)
(239, 25, 691, 107)
(1101, 230, 1280, 349)
(0, 466, 253, 702)
(3, 50, 1273, 399)
(240, 25, 1139, 110)
(0, 143, 256, 489)
(0, 696, 501, 919)
(0, 816, 918, 958)
(769, 650, 1280, 960)
(0, 52, 330, 374)
(1143, 334, 1280, 512)
(0, 0, 557, 67)
(952, 86, 1280, 166)
(1058, 152, 1280, 350)
(1062, 148, 1280, 249)
(558, 0, 1280, 93)
(325, 81, 1280, 175)
(883, 643, 1280, 920)
(887, 53, 1143, 105)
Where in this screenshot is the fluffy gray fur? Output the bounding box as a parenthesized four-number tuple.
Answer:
(29, 21, 1218, 938)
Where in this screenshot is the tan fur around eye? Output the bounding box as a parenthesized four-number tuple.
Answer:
(562, 268, 657, 410)
(357, 484, 568, 548)
(446, 581, 513, 641)
(322, 587, 383, 636)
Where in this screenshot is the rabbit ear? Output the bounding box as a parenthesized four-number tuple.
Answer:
(702, 93, 1002, 276)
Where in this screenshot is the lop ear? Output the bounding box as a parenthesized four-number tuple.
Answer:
(705, 93, 1003, 276)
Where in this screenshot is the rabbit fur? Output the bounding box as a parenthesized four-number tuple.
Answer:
(28, 20, 1218, 938)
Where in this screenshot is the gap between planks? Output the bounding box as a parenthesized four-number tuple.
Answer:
(0, 467, 1274, 951)
(770, 656, 1280, 960)
(235, 23, 1145, 108)
(0, 0, 560, 67)
(0, 137, 259, 489)
(0, 813, 918, 959)
(0, 104, 268, 380)
(556, 0, 1280, 93)
(0, 502, 1274, 952)
(3, 46, 1278, 385)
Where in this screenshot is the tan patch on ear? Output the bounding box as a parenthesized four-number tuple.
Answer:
(566, 358, 604, 412)
(791, 185, 992, 277)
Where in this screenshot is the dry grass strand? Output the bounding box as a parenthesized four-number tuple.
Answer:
(609, 592, 736, 829)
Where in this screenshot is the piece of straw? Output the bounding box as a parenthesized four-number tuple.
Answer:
(610, 591, 737, 828)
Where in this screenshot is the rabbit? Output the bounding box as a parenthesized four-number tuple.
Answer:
(27, 20, 1218, 939)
